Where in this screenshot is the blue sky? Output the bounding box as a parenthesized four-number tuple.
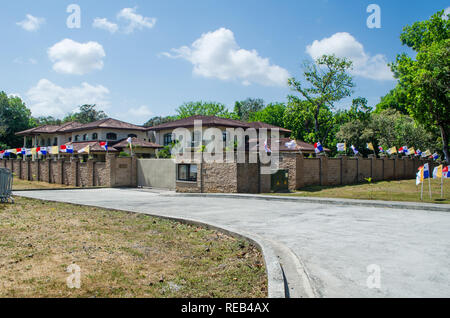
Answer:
(1, 0, 448, 124)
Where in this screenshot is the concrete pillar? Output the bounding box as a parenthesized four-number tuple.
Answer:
(296, 153, 305, 189)
(319, 154, 328, 186)
(86, 159, 95, 187)
(70, 157, 79, 187)
(340, 155, 347, 185)
(106, 153, 116, 187)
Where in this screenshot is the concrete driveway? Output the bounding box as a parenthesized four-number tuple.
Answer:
(15, 188, 450, 298)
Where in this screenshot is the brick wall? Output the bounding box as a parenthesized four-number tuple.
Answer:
(1, 155, 136, 188)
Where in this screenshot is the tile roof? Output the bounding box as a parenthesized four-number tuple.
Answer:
(16, 118, 146, 136)
(146, 115, 251, 131)
(66, 141, 119, 153)
(69, 118, 146, 132)
(246, 122, 292, 133)
(113, 137, 163, 149)
(249, 138, 330, 152)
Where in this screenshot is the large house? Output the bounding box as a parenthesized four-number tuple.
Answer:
(15, 115, 323, 159)
(16, 118, 162, 159)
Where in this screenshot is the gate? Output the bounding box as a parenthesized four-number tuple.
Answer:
(271, 169, 289, 192)
(0, 168, 14, 203)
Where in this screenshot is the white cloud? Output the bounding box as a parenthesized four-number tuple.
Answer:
(26, 79, 110, 118)
(16, 14, 45, 31)
(306, 32, 393, 81)
(115, 105, 153, 125)
(163, 28, 290, 87)
(444, 7, 450, 20)
(93, 18, 119, 33)
(48, 39, 106, 75)
(117, 7, 156, 34)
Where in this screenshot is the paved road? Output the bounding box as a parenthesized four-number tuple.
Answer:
(16, 188, 450, 298)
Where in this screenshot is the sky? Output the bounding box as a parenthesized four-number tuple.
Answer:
(1, 0, 449, 125)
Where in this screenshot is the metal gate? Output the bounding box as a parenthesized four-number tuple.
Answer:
(271, 169, 289, 192)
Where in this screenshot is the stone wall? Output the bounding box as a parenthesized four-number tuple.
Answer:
(1, 154, 136, 188)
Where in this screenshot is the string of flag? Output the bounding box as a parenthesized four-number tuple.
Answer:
(0, 142, 110, 158)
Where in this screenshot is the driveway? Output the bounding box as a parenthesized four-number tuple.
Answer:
(15, 188, 450, 298)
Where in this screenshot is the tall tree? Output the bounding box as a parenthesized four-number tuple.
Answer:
(143, 116, 177, 127)
(176, 101, 232, 119)
(63, 104, 108, 124)
(0, 92, 34, 148)
(249, 103, 286, 128)
(391, 10, 450, 162)
(233, 98, 265, 121)
(287, 54, 354, 144)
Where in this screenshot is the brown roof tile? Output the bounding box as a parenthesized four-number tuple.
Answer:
(69, 118, 146, 132)
(113, 137, 163, 149)
(246, 122, 292, 133)
(146, 115, 251, 131)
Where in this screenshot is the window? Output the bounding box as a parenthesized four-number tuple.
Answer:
(177, 164, 197, 182)
(47, 138, 51, 146)
(53, 138, 58, 146)
(163, 133, 173, 146)
(83, 134, 87, 141)
(128, 134, 137, 138)
(68, 137, 72, 142)
(92, 133, 98, 140)
(106, 133, 117, 140)
(75, 135, 79, 142)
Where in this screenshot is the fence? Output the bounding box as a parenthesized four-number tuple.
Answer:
(0, 154, 137, 188)
(0, 168, 13, 203)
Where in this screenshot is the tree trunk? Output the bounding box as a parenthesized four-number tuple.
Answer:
(440, 124, 449, 164)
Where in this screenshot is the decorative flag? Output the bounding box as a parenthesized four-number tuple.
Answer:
(351, 145, 359, 155)
(26, 149, 32, 156)
(431, 153, 439, 160)
(263, 140, 271, 153)
(314, 142, 324, 154)
(387, 147, 397, 155)
(0, 150, 4, 159)
(78, 145, 90, 154)
(60, 145, 74, 154)
(407, 147, 415, 156)
(443, 166, 449, 178)
(100, 141, 108, 151)
(31, 148, 37, 155)
(423, 150, 432, 157)
(433, 165, 443, 179)
(16, 148, 26, 155)
(50, 146, 59, 155)
(366, 143, 374, 151)
(10, 149, 17, 154)
(422, 163, 430, 181)
(416, 167, 422, 186)
(337, 143, 346, 152)
(37, 147, 47, 155)
(415, 149, 422, 156)
(378, 146, 384, 153)
(127, 137, 133, 145)
(285, 140, 297, 150)
(398, 146, 408, 154)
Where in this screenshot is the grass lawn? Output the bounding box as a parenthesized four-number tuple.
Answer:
(270, 179, 450, 204)
(0, 197, 267, 298)
(13, 178, 74, 190)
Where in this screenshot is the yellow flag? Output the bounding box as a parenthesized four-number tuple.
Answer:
(31, 148, 37, 155)
(424, 150, 432, 157)
(78, 145, 90, 154)
(50, 146, 59, 155)
(407, 147, 415, 156)
(388, 147, 397, 154)
(10, 149, 17, 154)
(436, 165, 443, 178)
(367, 143, 374, 151)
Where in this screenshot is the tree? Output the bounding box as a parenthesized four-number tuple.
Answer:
(287, 54, 354, 144)
(176, 101, 232, 119)
(375, 87, 409, 114)
(0, 92, 34, 148)
(143, 116, 177, 127)
(249, 103, 286, 128)
(63, 104, 108, 124)
(391, 10, 450, 162)
(233, 98, 265, 121)
(34, 116, 62, 126)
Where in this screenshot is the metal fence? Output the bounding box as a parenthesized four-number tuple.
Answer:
(0, 168, 14, 203)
